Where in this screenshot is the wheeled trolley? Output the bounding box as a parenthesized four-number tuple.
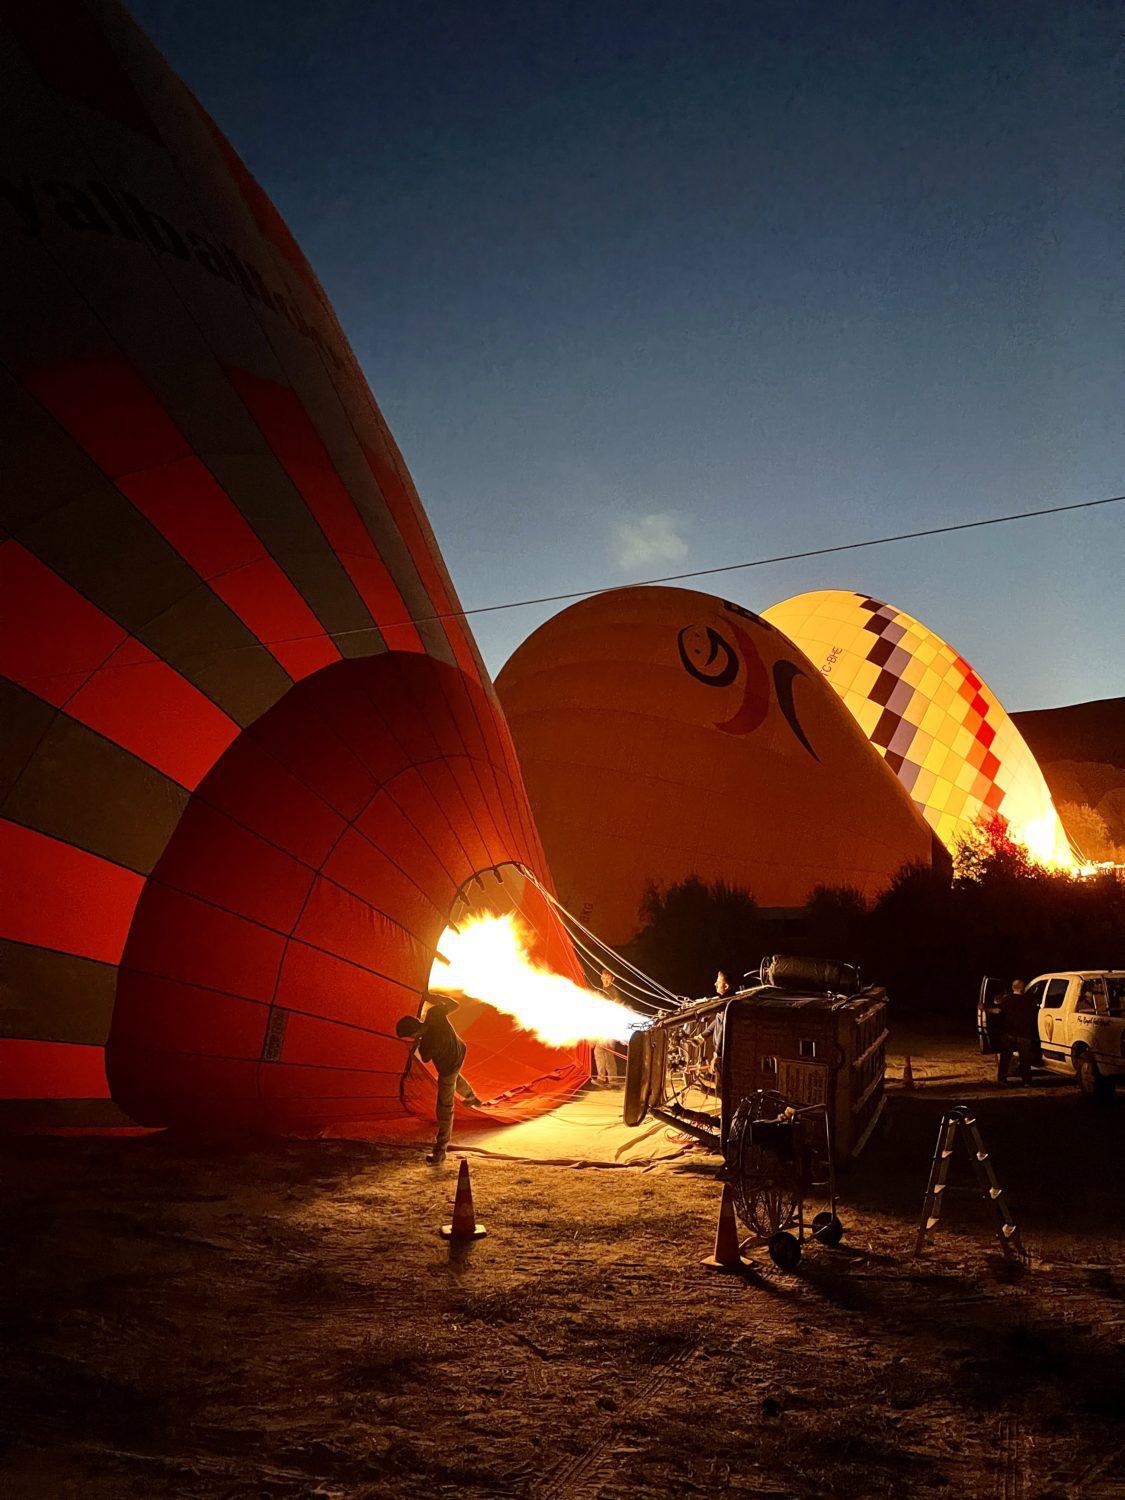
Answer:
(725, 1089, 843, 1268)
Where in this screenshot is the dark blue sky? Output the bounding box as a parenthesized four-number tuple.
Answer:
(132, 0, 1122, 709)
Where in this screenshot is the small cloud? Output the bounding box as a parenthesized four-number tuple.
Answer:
(611, 512, 689, 573)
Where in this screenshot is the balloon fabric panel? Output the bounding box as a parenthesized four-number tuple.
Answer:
(763, 591, 1073, 867)
(496, 586, 939, 945)
(0, 0, 583, 1129)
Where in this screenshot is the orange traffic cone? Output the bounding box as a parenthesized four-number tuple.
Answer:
(440, 1157, 487, 1240)
(902, 1055, 915, 1091)
(701, 1179, 746, 1271)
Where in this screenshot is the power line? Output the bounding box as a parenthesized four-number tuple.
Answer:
(413, 492, 1123, 629)
(39, 491, 1122, 675)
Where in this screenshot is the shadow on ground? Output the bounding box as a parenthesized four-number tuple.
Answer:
(0, 1042, 1122, 1497)
(855, 1084, 1125, 1243)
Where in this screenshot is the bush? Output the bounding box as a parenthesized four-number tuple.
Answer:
(624, 877, 764, 997)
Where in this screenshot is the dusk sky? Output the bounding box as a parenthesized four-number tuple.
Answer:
(132, 0, 1122, 711)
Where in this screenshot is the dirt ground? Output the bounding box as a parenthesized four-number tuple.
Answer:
(1, 1035, 1122, 1499)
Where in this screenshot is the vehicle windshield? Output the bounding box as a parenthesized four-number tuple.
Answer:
(1105, 978, 1125, 1017)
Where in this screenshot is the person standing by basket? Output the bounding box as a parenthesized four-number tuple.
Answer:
(711, 970, 731, 1081)
(591, 969, 620, 1085)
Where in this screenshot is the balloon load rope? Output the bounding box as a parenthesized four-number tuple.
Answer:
(519, 868, 684, 1015)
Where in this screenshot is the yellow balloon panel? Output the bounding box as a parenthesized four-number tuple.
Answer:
(763, 590, 1073, 867)
(496, 587, 938, 944)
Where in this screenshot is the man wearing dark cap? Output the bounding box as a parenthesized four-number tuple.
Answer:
(396, 997, 484, 1165)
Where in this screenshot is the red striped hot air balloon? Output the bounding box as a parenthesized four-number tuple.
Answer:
(0, 0, 585, 1132)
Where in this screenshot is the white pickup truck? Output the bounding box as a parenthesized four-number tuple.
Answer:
(978, 971, 1125, 1101)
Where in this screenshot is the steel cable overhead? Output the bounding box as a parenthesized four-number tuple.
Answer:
(387, 492, 1125, 629)
(60, 492, 1125, 669)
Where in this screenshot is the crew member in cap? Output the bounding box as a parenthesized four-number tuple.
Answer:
(397, 997, 484, 1165)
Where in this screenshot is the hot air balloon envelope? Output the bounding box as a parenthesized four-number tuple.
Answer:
(496, 587, 941, 945)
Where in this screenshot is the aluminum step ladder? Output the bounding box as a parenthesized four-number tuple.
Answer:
(914, 1105, 1027, 1261)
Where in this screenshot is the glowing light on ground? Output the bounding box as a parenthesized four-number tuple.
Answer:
(429, 913, 645, 1046)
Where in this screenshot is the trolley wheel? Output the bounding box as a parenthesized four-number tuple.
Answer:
(812, 1211, 844, 1248)
(768, 1231, 802, 1271)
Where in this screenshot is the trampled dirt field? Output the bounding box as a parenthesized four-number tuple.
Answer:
(1, 1036, 1122, 1499)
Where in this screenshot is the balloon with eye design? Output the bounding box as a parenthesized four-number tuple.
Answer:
(497, 585, 942, 945)
(678, 625, 739, 687)
(677, 619, 819, 755)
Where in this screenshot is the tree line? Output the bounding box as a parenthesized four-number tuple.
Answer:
(623, 816, 1125, 1017)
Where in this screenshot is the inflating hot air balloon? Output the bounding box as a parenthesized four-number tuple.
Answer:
(495, 587, 943, 945)
(763, 590, 1076, 868)
(0, 0, 585, 1131)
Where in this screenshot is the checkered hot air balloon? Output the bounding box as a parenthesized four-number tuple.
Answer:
(764, 591, 1075, 868)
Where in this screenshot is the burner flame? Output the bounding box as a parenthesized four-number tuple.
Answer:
(429, 913, 645, 1047)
